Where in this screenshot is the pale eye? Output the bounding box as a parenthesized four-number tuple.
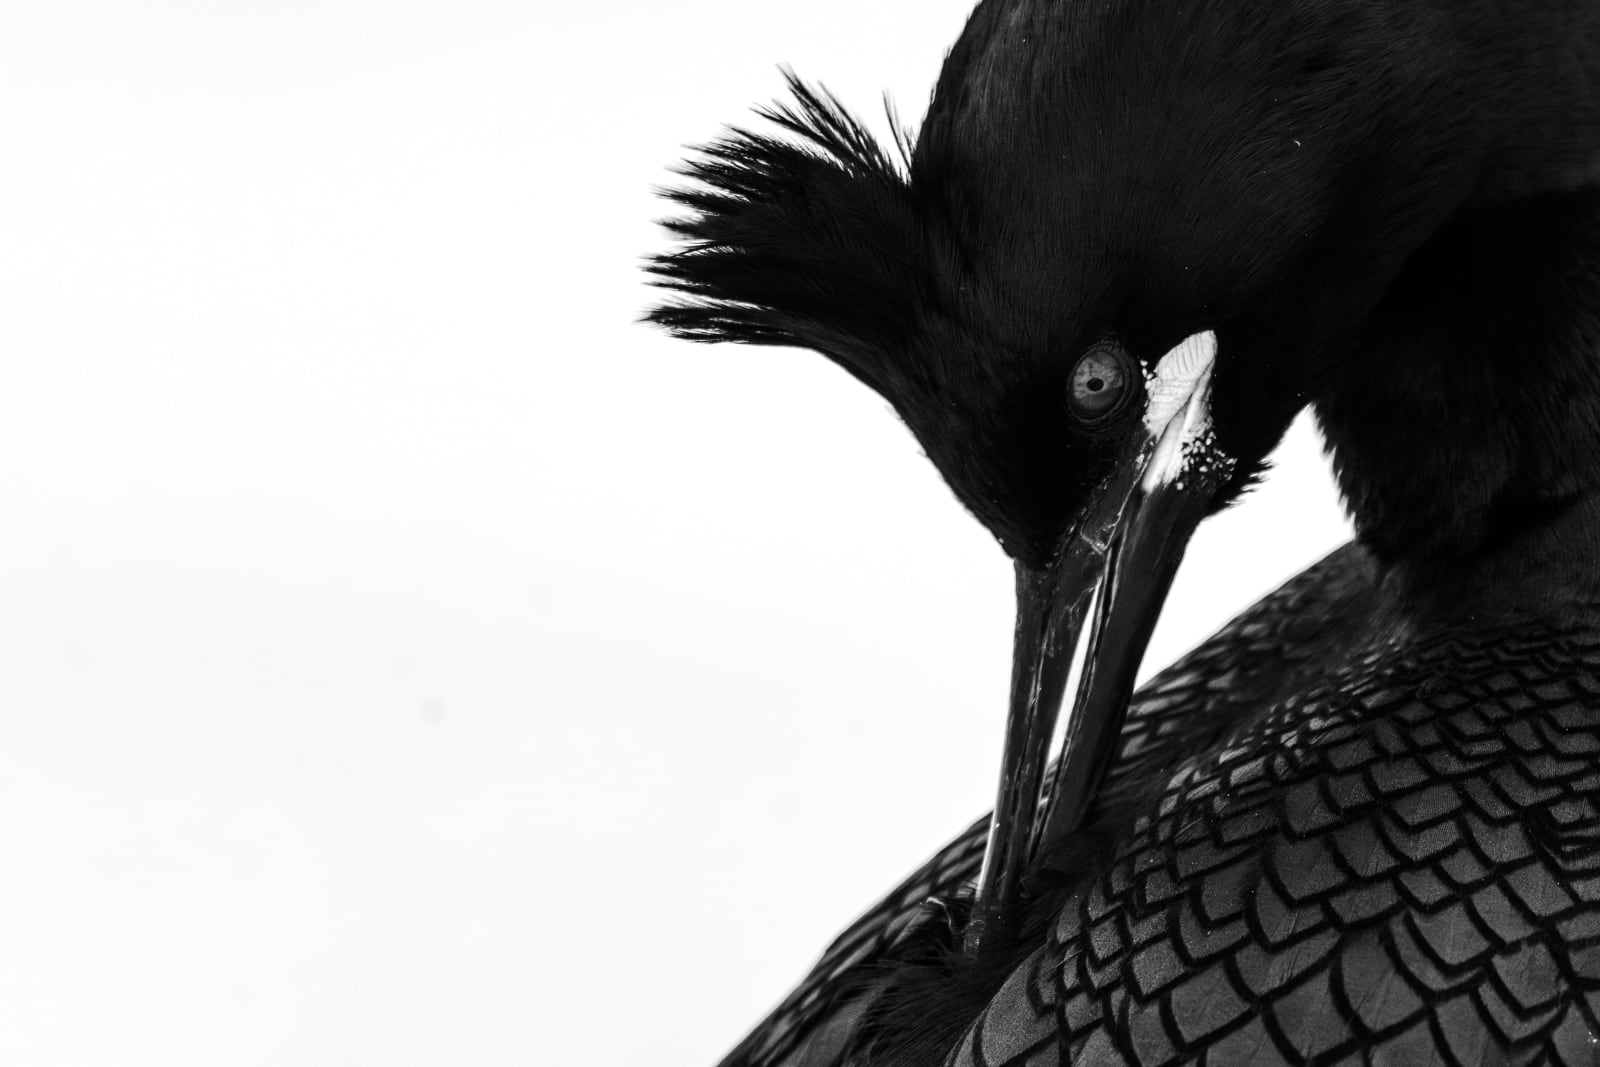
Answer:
(1068, 344, 1131, 422)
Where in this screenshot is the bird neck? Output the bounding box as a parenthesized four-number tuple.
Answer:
(1314, 191, 1600, 600)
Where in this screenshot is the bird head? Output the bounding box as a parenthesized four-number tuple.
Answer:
(647, 0, 1583, 947)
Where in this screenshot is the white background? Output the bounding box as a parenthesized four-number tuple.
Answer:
(0, 2, 1352, 1064)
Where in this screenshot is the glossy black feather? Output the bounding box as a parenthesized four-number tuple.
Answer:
(648, 74, 1079, 561)
(647, 75, 936, 395)
(715, 544, 1374, 1067)
(947, 533, 1600, 1067)
(722, 525, 1600, 1066)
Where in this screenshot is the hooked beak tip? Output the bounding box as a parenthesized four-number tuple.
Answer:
(965, 331, 1235, 955)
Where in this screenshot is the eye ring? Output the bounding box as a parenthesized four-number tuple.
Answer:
(1067, 341, 1137, 426)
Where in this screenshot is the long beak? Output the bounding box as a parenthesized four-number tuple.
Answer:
(964, 332, 1234, 953)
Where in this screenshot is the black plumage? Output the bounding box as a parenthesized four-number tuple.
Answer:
(711, 545, 1600, 1065)
(647, 0, 1600, 1062)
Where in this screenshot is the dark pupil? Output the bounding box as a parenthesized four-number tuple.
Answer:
(1071, 351, 1125, 419)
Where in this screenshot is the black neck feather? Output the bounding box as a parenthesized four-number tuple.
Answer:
(1316, 190, 1600, 574)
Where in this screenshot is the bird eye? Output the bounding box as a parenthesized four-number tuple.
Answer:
(1068, 344, 1133, 424)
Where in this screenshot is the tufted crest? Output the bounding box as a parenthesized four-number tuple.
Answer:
(645, 73, 972, 408)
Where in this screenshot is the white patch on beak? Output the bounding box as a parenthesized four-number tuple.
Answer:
(1140, 331, 1219, 493)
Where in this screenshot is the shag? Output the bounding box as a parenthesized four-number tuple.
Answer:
(647, 0, 1600, 1061)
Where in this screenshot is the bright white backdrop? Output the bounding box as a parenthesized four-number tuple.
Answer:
(0, 3, 1351, 1065)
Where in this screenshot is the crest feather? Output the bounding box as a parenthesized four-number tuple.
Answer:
(646, 72, 949, 398)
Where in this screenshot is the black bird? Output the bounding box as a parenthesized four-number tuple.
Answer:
(647, 0, 1600, 1061)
